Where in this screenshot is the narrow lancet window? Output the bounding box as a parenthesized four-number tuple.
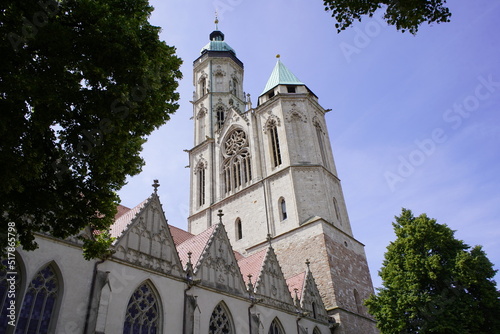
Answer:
(279, 198, 287, 221)
(268, 120, 282, 167)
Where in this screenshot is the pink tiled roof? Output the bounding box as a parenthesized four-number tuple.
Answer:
(176, 224, 217, 269)
(110, 197, 151, 239)
(237, 248, 268, 286)
(115, 204, 131, 220)
(286, 271, 306, 300)
(169, 225, 195, 245)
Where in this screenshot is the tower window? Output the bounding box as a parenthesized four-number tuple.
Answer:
(222, 129, 252, 194)
(236, 218, 242, 240)
(268, 90, 275, 99)
(287, 85, 296, 93)
(279, 197, 287, 221)
(216, 106, 225, 130)
(312, 301, 317, 319)
(268, 119, 282, 167)
(200, 77, 207, 97)
(196, 163, 206, 207)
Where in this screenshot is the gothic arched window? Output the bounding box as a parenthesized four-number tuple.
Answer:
(196, 162, 206, 207)
(209, 302, 234, 334)
(268, 318, 285, 334)
(16, 263, 60, 334)
(312, 301, 317, 319)
(123, 281, 161, 334)
(222, 129, 252, 194)
(216, 106, 226, 130)
(235, 218, 243, 240)
(279, 197, 287, 221)
(199, 77, 207, 97)
(267, 119, 282, 167)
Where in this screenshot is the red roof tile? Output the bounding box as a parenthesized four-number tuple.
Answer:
(110, 197, 151, 239)
(286, 271, 306, 300)
(169, 225, 195, 245)
(177, 224, 217, 269)
(237, 248, 268, 286)
(114, 204, 131, 220)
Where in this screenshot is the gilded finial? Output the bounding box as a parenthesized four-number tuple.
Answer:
(217, 209, 224, 223)
(276, 54, 280, 59)
(215, 11, 219, 30)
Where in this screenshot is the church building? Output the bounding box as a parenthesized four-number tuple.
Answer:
(0, 25, 378, 334)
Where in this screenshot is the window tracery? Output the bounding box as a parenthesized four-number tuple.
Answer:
(123, 282, 160, 334)
(16, 263, 59, 334)
(209, 302, 233, 334)
(267, 118, 282, 167)
(222, 129, 252, 194)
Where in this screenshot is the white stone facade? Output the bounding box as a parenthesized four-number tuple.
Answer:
(187, 29, 378, 334)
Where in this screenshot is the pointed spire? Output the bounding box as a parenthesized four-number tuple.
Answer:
(214, 11, 219, 30)
(261, 57, 304, 96)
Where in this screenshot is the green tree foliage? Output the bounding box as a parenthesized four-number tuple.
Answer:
(366, 209, 500, 334)
(324, 0, 452, 34)
(0, 0, 182, 259)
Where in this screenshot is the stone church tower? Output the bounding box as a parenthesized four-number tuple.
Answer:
(187, 25, 378, 334)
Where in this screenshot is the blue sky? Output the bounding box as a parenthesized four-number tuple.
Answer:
(118, 0, 500, 289)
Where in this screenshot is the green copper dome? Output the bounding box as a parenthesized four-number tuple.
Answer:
(201, 30, 236, 55)
(261, 59, 304, 95)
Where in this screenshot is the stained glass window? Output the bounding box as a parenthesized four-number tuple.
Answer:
(209, 303, 233, 334)
(268, 318, 285, 334)
(16, 263, 59, 334)
(123, 282, 160, 334)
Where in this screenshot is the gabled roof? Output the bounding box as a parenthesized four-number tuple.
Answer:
(110, 197, 151, 239)
(286, 271, 306, 300)
(169, 225, 195, 246)
(261, 59, 304, 95)
(237, 248, 267, 284)
(176, 224, 217, 270)
(115, 204, 131, 220)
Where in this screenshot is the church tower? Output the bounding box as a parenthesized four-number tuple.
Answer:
(188, 24, 378, 334)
